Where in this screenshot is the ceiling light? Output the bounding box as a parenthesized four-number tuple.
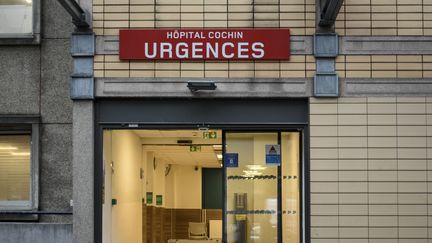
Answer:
(10, 152, 30, 156)
(26, 0, 32, 3)
(0, 146, 18, 150)
(216, 154, 223, 160)
(246, 165, 266, 171)
(213, 145, 222, 150)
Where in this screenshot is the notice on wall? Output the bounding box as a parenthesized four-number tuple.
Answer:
(146, 192, 153, 204)
(119, 29, 290, 60)
(156, 195, 163, 206)
(265, 144, 281, 166)
(224, 153, 239, 168)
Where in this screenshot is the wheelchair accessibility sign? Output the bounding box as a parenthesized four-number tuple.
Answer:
(266, 144, 281, 165)
(224, 153, 238, 168)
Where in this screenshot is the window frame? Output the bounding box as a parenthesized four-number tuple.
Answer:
(0, 116, 39, 211)
(0, 0, 41, 45)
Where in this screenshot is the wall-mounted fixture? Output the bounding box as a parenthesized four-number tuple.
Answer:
(57, 0, 90, 29)
(187, 80, 217, 92)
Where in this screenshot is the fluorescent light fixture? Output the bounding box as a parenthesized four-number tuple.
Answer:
(0, 146, 18, 150)
(187, 80, 217, 92)
(246, 165, 266, 171)
(213, 145, 222, 150)
(10, 152, 30, 156)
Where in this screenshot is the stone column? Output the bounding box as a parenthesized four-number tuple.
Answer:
(70, 32, 95, 243)
(72, 101, 94, 243)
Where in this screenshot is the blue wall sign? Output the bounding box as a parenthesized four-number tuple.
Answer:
(266, 144, 281, 165)
(224, 153, 239, 168)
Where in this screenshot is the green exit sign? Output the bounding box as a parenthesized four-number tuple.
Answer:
(203, 131, 217, 139)
(190, 145, 201, 152)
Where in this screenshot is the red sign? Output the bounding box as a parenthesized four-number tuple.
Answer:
(119, 29, 290, 60)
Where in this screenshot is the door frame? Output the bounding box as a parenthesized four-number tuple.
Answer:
(94, 98, 310, 243)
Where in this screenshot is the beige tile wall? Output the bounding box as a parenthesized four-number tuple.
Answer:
(95, 54, 432, 79)
(336, 0, 432, 36)
(310, 97, 432, 242)
(93, 0, 315, 78)
(93, 0, 315, 36)
(93, 1, 432, 78)
(94, 54, 316, 78)
(337, 55, 432, 78)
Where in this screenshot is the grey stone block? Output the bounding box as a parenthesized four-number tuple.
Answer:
(71, 33, 95, 56)
(0, 223, 72, 243)
(73, 57, 93, 75)
(71, 77, 94, 99)
(316, 58, 335, 73)
(42, 0, 74, 39)
(314, 73, 339, 97)
(41, 39, 73, 123)
(314, 33, 339, 57)
(40, 124, 73, 223)
(0, 47, 41, 114)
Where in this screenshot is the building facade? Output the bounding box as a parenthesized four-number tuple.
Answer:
(0, 0, 74, 242)
(2, 0, 432, 242)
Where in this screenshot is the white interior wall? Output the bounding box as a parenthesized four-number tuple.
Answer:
(153, 158, 166, 207)
(102, 131, 112, 243)
(142, 151, 202, 209)
(144, 151, 169, 207)
(173, 165, 202, 209)
(145, 151, 154, 203)
(111, 130, 143, 243)
(104, 131, 206, 243)
(164, 165, 175, 208)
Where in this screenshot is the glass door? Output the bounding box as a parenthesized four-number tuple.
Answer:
(223, 131, 301, 243)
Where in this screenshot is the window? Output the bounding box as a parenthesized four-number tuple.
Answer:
(0, 117, 39, 212)
(0, 0, 40, 44)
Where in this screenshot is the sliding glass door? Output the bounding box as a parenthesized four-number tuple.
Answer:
(223, 131, 301, 243)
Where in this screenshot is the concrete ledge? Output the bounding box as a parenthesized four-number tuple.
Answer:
(95, 78, 312, 97)
(340, 36, 432, 55)
(343, 78, 432, 96)
(0, 223, 72, 243)
(95, 35, 313, 55)
(96, 78, 432, 97)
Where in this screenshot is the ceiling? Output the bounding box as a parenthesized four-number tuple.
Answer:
(135, 130, 222, 168)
